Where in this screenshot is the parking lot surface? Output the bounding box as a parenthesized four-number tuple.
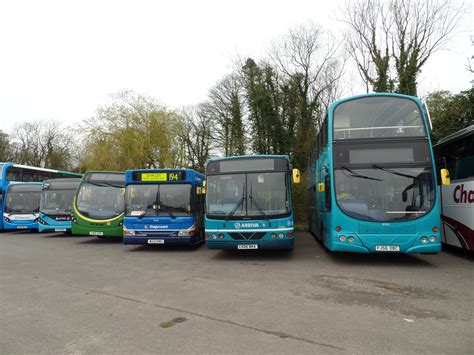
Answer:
(0, 231, 473, 354)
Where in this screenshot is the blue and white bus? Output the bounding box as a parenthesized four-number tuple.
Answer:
(0, 163, 82, 231)
(307, 93, 450, 253)
(38, 178, 82, 233)
(123, 169, 206, 246)
(3, 182, 42, 230)
(205, 155, 300, 250)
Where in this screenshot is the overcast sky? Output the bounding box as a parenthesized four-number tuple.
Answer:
(0, 0, 472, 132)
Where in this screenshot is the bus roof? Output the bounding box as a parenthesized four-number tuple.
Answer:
(434, 125, 474, 147)
(0, 163, 82, 177)
(328, 92, 420, 111)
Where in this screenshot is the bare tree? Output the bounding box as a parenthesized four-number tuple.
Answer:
(201, 74, 246, 156)
(11, 120, 76, 169)
(178, 106, 214, 172)
(269, 22, 344, 168)
(270, 22, 344, 119)
(341, 0, 465, 95)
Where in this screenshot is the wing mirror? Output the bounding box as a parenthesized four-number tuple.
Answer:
(318, 183, 325, 192)
(292, 169, 301, 184)
(440, 169, 451, 186)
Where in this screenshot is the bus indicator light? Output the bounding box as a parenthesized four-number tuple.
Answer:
(432, 227, 438, 233)
(335, 226, 341, 232)
(287, 232, 294, 238)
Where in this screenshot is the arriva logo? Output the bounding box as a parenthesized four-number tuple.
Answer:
(235, 222, 259, 228)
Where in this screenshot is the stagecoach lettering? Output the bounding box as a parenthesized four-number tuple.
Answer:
(453, 184, 474, 204)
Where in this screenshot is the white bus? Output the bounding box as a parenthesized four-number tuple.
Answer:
(433, 125, 474, 251)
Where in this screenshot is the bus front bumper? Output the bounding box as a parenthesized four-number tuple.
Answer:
(37, 221, 71, 233)
(205, 239, 294, 250)
(2, 220, 37, 231)
(330, 233, 441, 254)
(123, 234, 202, 246)
(71, 223, 122, 237)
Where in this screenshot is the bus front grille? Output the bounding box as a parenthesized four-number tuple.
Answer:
(228, 232, 266, 240)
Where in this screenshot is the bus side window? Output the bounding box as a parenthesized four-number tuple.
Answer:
(324, 174, 331, 211)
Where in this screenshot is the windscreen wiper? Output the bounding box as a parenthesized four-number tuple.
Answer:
(159, 204, 176, 219)
(248, 184, 269, 222)
(372, 165, 422, 180)
(341, 166, 382, 182)
(225, 183, 246, 221)
(101, 182, 125, 188)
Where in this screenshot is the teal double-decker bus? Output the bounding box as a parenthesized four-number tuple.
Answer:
(205, 155, 300, 250)
(308, 93, 450, 253)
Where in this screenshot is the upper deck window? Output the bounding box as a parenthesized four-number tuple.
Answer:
(333, 96, 426, 140)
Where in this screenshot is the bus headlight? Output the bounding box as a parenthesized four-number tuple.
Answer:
(4, 216, 11, 223)
(421, 236, 428, 244)
(211, 234, 217, 240)
(270, 233, 277, 239)
(339, 235, 346, 242)
(123, 228, 135, 236)
(278, 233, 285, 239)
(178, 225, 196, 236)
(429, 236, 437, 243)
(348, 236, 355, 243)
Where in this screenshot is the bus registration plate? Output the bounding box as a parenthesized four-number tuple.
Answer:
(376, 245, 400, 252)
(90, 231, 103, 236)
(17, 226, 27, 229)
(148, 239, 164, 244)
(55, 229, 67, 232)
(238, 244, 258, 250)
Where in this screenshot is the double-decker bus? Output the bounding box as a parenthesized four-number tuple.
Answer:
(72, 171, 125, 237)
(123, 169, 206, 246)
(434, 125, 473, 251)
(308, 93, 450, 253)
(205, 155, 300, 250)
(0, 163, 82, 231)
(38, 178, 82, 233)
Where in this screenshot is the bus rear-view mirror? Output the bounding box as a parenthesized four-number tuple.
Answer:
(292, 169, 301, 184)
(440, 169, 451, 186)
